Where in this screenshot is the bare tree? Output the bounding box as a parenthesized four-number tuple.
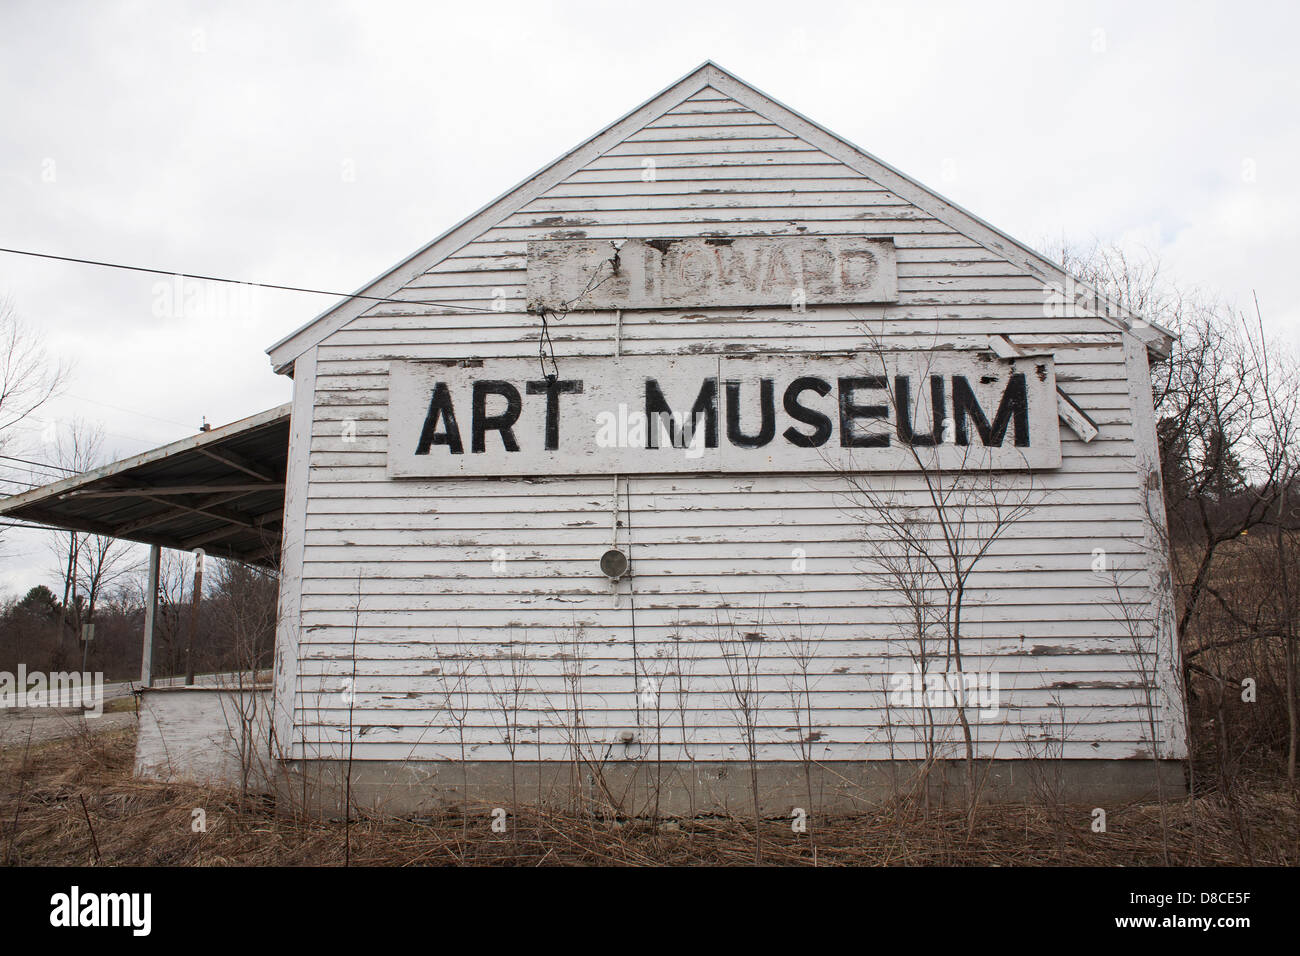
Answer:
(434, 638, 473, 847)
(0, 296, 68, 457)
(836, 334, 1036, 819)
(483, 630, 530, 849)
(1240, 302, 1300, 784)
(206, 558, 278, 801)
(1054, 241, 1300, 783)
(669, 628, 699, 822)
(0, 297, 68, 576)
(718, 612, 766, 864)
(150, 549, 194, 679)
(782, 615, 822, 857)
(45, 420, 138, 667)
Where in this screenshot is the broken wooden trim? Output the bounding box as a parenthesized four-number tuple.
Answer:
(988, 334, 1098, 443)
(62, 482, 283, 498)
(1056, 388, 1100, 443)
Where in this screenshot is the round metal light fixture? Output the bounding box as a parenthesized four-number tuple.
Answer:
(600, 548, 629, 580)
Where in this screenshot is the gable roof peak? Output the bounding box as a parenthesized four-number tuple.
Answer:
(266, 63, 1172, 373)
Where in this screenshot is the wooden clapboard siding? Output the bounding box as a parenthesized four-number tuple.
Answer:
(280, 80, 1183, 766)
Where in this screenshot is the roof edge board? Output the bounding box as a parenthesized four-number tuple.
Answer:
(700, 67, 1175, 357)
(0, 403, 292, 516)
(4, 500, 281, 569)
(264, 60, 1174, 368)
(264, 62, 727, 374)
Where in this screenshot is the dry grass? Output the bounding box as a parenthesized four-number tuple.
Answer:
(3, 728, 1295, 866)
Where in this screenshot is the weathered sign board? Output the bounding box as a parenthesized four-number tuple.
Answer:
(526, 237, 898, 312)
(386, 353, 1061, 478)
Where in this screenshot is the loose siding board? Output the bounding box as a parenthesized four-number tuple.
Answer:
(281, 81, 1183, 765)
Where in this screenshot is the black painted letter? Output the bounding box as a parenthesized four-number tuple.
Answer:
(894, 375, 946, 447)
(951, 373, 1030, 447)
(838, 376, 890, 448)
(471, 380, 522, 453)
(644, 378, 718, 449)
(415, 382, 463, 455)
(526, 379, 583, 450)
(725, 378, 776, 448)
(783, 377, 832, 447)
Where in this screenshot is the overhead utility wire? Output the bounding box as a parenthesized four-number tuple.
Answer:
(64, 393, 194, 430)
(0, 246, 507, 315)
(0, 454, 77, 475)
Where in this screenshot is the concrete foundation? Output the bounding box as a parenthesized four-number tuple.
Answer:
(269, 758, 1188, 818)
(131, 691, 1187, 816)
(134, 685, 273, 790)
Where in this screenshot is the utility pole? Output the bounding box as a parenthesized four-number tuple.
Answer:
(80, 620, 94, 674)
(185, 549, 204, 685)
(57, 530, 76, 666)
(140, 544, 160, 687)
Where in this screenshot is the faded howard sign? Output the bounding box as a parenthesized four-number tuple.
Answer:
(386, 353, 1061, 478)
(526, 237, 897, 312)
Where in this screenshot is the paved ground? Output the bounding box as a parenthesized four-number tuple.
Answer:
(0, 709, 136, 750)
(0, 669, 264, 752)
(16, 670, 255, 708)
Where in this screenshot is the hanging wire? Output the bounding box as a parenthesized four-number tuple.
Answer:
(536, 307, 559, 383)
(623, 476, 641, 730)
(532, 245, 623, 383)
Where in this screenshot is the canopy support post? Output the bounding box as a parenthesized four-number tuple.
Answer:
(141, 544, 160, 687)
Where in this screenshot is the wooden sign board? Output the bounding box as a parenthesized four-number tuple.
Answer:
(526, 237, 897, 312)
(386, 353, 1061, 478)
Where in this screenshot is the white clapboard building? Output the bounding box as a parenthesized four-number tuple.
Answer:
(2, 63, 1187, 811)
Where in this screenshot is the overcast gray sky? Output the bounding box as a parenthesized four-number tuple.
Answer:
(0, 0, 1296, 595)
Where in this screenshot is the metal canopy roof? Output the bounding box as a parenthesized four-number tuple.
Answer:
(0, 404, 290, 567)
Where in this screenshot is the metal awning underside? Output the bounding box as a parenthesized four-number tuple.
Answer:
(0, 404, 290, 567)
